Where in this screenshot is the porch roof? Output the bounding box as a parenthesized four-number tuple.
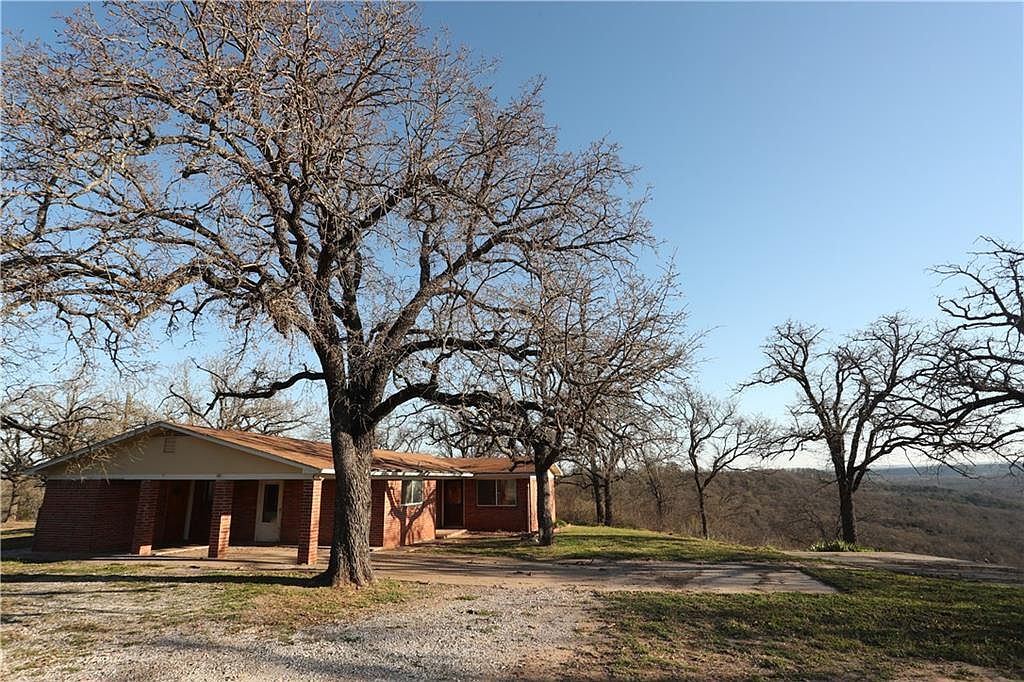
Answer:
(29, 422, 558, 478)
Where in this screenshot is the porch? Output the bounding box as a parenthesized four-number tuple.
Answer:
(130, 478, 325, 566)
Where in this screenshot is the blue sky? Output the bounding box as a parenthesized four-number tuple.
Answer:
(4, 1, 1023, 426)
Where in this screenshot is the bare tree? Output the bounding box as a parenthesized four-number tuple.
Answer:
(1, 369, 153, 521)
(162, 356, 321, 436)
(424, 269, 694, 544)
(674, 389, 783, 540)
(571, 399, 660, 526)
(635, 450, 676, 531)
(920, 239, 1024, 471)
(747, 315, 933, 544)
(2, 4, 649, 584)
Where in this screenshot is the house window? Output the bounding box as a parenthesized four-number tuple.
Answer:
(401, 479, 424, 506)
(476, 479, 517, 507)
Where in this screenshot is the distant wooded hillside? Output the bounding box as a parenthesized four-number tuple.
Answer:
(557, 466, 1024, 567)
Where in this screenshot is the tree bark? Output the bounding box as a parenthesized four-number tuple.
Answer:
(831, 445, 858, 545)
(692, 467, 710, 540)
(602, 478, 613, 526)
(653, 495, 666, 531)
(315, 372, 375, 587)
(838, 479, 857, 544)
(2, 478, 20, 523)
(590, 472, 605, 524)
(696, 486, 709, 540)
(536, 465, 555, 546)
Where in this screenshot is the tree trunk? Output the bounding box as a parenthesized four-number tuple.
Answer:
(2, 478, 19, 523)
(692, 467, 710, 539)
(590, 471, 605, 524)
(838, 479, 857, 544)
(536, 465, 555, 546)
(315, 375, 375, 587)
(653, 494, 666, 531)
(696, 486, 709, 540)
(830, 445, 858, 545)
(602, 478, 613, 527)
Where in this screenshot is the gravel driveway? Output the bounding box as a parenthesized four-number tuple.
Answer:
(2, 575, 594, 681)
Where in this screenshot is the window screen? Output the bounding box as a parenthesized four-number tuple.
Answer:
(401, 479, 424, 505)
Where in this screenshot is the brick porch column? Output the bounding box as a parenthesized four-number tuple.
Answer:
(208, 480, 234, 559)
(297, 478, 323, 565)
(130, 480, 160, 556)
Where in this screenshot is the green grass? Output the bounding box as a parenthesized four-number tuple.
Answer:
(809, 538, 875, 552)
(209, 576, 423, 635)
(599, 566, 1024, 680)
(0, 524, 35, 550)
(1, 557, 153, 575)
(438, 525, 787, 563)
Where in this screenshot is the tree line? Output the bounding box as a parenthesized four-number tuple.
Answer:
(2, 3, 1021, 586)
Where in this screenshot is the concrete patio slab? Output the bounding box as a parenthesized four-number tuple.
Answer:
(788, 550, 1023, 584)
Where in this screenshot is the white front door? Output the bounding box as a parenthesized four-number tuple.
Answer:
(255, 480, 283, 543)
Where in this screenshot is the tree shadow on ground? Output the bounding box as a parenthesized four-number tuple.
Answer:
(2, 571, 313, 587)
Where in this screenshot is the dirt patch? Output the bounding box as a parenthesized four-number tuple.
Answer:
(1, 568, 594, 681)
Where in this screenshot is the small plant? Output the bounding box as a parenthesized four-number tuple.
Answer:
(809, 539, 874, 552)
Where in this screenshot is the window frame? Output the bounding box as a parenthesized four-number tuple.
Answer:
(400, 479, 425, 506)
(475, 479, 518, 507)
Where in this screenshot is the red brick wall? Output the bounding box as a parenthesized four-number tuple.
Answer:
(130, 480, 160, 555)
(280, 480, 302, 545)
(464, 478, 531, 532)
(34, 479, 141, 553)
(34, 474, 555, 555)
(378, 480, 436, 549)
(230, 481, 258, 544)
(318, 479, 335, 544)
(528, 477, 538, 533)
(152, 481, 170, 545)
(369, 479, 385, 547)
(208, 481, 233, 558)
(550, 476, 557, 522)
(297, 479, 322, 565)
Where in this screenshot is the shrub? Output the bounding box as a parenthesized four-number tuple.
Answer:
(809, 539, 874, 552)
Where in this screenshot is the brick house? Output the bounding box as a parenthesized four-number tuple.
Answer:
(29, 422, 556, 565)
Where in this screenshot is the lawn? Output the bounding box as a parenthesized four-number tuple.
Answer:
(599, 566, 1024, 680)
(0, 522, 35, 550)
(2, 558, 424, 633)
(439, 525, 788, 563)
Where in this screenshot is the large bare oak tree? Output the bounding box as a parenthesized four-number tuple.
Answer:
(420, 269, 692, 544)
(2, 3, 650, 584)
(748, 316, 934, 544)
(922, 239, 1024, 471)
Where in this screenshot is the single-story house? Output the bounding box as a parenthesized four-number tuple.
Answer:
(28, 422, 556, 565)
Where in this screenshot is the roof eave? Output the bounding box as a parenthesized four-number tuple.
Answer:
(368, 469, 472, 478)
